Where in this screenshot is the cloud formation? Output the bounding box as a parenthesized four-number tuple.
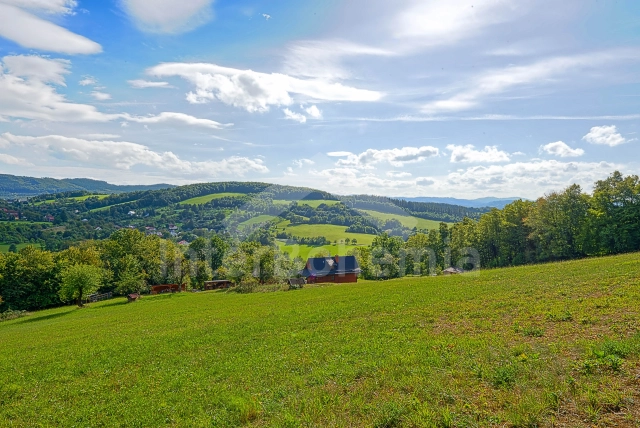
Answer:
(447, 144, 510, 163)
(541, 141, 584, 157)
(0, 1, 101, 54)
(422, 50, 639, 114)
(0, 133, 267, 177)
(120, 0, 214, 34)
(128, 79, 172, 88)
(283, 108, 306, 123)
(147, 62, 382, 112)
(333, 146, 439, 169)
(582, 125, 633, 147)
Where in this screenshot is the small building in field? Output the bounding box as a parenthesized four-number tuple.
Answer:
(204, 280, 233, 290)
(150, 284, 185, 294)
(44, 214, 54, 222)
(443, 267, 464, 275)
(301, 255, 360, 284)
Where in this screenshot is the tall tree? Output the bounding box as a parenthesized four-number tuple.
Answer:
(59, 264, 103, 307)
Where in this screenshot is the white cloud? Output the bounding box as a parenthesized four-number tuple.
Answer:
(0, 2, 101, 54)
(120, 0, 214, 34)
(445, 160, 621, 198)
(0, 55, 119, 122)
(387, 171, 412, 178)
(336, 145, 439, 169)
(422, 50, 639, 114)
(122, 112, 231, 130)
(283, 108, 306, 123)
(293, 158, 314, 168)
(416, 177, 435, 186)
(541, 141, 584, 157)
(81, 133, 121, 140)
(79, 76, 97, 86)
(0, 152, 31, 166)
(0, 56, 230, 132)
(90, 91, 112, 101)
(283, 40, 394, 80)
(1, 0, 78, 15)
(147, 62, 383, 113)
(582, 125, 634, 147)
(305, 105, 322, 119)
(327, 151, 353, 157)
(0, 132, 268, 177)
(447, 144, 511, 163)
(2, 55, 71, 86)
(393, 0, 526, 47)
(128, 79, 172, 88)
(262, 13, 271, 20)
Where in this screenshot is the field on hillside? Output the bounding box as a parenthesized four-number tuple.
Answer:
(276, 240, 360, 259)
(35, 194, 109, 206)
(0, 243, 34, 253)
(1, 254, 640, 426)
(272, 200, 341, 208)
(180, 193, 247, 205)
(358, 209, 451, 230)
(280, 223, 376, 245)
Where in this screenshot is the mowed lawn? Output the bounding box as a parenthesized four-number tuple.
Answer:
(1, 254, 640, 426)
(358, 209, 452, 230)
(180, 193, 247, 205)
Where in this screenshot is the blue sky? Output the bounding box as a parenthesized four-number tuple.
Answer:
(0, 0, 638, 198)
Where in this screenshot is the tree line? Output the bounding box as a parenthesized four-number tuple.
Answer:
(351, 171, 640, 278)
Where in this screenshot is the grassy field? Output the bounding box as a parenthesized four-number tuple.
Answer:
(180, 193, 247, 205)
(0, 243, 35, 253)
(359, 209, 452, 230)
(272, 200, 341, 209)
(239, 215, 278, 227)
(276, 240, 361, 259)
(1, 253, 640, 426)
(279, 223, 376, 246)
(35, 194, 109, 206)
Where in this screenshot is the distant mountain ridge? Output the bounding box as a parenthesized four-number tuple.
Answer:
(397, 196, 526, 209)
(0, 174, 174, 199)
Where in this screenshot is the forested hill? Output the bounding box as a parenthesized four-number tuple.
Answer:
(0, 174, 174, 199)
(340, 195, 490, 222)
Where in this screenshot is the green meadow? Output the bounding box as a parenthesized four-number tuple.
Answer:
(358, 209, 452, 230)
(0, 243, 34, 253)
(1, 253, 639, 426)
(272, 200, 341, 209)
(279, 223, 376, 245)
(276, 241, 361, 259)
(180, 193, 247, 205)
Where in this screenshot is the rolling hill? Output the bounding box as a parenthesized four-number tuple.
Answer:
(0, 174, 174, 199)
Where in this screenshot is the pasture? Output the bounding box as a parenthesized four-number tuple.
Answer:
(358, 209, 452, 230)
(1, 253, 639, 426)
(179, 193, 247, 205)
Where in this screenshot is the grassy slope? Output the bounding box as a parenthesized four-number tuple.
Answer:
(0, 243, 34, 253)
(179, 193, 247, 205)
(280, 223, 376, 245)
(272, 200, 341, 209)
(359, 209, 452, 230)
(1, 254, 640, 426)
(276, 241, 361, 259)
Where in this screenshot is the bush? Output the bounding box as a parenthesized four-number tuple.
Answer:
(235, 275, 259, 294)
(0, 309, 28, 322)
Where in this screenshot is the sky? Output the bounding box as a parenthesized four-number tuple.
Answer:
(0, 0, 639, 199)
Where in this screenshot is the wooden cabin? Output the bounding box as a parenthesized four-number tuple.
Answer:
(301, 255, 360, 284)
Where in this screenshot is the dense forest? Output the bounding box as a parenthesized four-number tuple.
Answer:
(0, 171, 638, 313)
